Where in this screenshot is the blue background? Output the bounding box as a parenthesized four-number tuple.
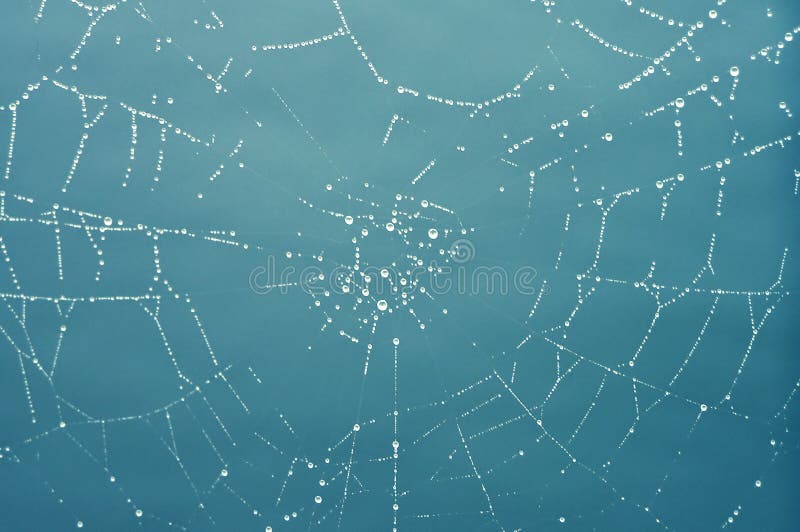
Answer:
(0, 1, 798, 531)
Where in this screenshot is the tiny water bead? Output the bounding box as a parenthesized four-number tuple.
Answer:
(427, 228, 439, 239)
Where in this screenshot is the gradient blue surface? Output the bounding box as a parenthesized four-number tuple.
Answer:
(0, 1, 798, 531)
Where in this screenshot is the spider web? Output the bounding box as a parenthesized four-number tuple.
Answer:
(0, 0, 798, 531)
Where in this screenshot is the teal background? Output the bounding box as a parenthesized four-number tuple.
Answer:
(0, 1, 798, 531)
